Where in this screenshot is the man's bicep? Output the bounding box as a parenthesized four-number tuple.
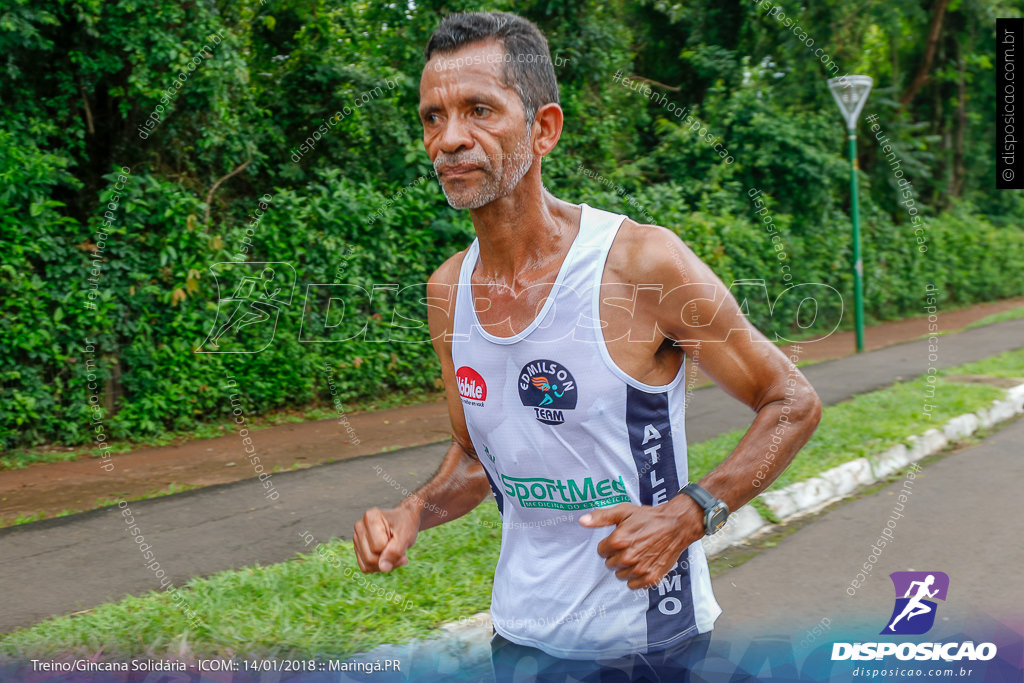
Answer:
(655, 244, 791, 411)
(654, 243, 749, 348)
(689, 306, 793, 412)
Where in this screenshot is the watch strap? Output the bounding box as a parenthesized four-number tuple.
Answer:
(678, 482, 716, 511)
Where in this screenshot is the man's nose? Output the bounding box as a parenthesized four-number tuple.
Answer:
(438, 114, 475, 155)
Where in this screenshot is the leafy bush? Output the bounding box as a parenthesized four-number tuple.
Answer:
(3, 0, 1022, 450)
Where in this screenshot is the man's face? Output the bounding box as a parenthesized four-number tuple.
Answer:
(419, 40, 535, 210)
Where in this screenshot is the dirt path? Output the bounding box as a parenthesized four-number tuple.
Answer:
(3, 295, 1022, 524)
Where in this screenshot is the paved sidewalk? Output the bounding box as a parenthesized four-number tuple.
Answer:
(713, 414, 1024, 639)
(1, 318, 1022, 633)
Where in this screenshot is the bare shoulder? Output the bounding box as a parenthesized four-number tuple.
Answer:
(426, 248, 472, 350)
(605, 218, 710, 288)
(428, 248, 469, 290)
(427, 247, 472, 314)
(604, 218, 733, 345)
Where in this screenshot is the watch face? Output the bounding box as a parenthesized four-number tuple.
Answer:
(707, 505, 729, 534)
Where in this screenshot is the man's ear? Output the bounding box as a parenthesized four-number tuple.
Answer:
(532, 102, 564, 157)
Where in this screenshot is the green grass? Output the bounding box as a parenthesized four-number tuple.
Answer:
(2, 512, 46, 526)
(0, 509, 86, 528)
(688, 376, 1005, 490)
(951, 345, 1024, 378)
(963, 305, 1024, 330)
(689, 347, 1024, 520)
(690, 347, 1024, 489)
(0, 502, 502, 660)
(1, 483, 201, 528)
(95, 482, 201, 507)
(2, 348, 1022, 661)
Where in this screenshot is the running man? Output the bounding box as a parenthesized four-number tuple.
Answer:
(888, 574, 939, 631)
(353, 11, 822, 681)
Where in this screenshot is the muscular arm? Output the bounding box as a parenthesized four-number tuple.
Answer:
(353, 255, 492, 573)
(649, 229, 822, 514)
(581, 224, 822, 588)
(401, 439, 491, 532)
(410, 261, 493, 529)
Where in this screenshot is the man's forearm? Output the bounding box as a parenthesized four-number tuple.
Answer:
(397, 439, 493, 531)
(697, 379, 821, 513)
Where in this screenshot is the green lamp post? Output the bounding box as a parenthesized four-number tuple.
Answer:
(828, 75, 872, 353)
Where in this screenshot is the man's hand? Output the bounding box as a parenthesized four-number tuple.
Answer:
(353, 505, 420, 573)
(579, 498, 704, 590)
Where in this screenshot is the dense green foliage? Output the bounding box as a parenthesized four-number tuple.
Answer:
(2, 0, 1022, 448)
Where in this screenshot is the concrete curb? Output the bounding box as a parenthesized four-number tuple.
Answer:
(353, 383, 1024, 675)
(701, 382, 1024, 557)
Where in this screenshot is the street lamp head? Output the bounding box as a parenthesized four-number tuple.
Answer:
(828, 75, 873, 129)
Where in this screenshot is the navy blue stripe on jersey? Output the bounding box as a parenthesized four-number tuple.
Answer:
(625, 386, 696, 646)
(482, 462, 504, 516)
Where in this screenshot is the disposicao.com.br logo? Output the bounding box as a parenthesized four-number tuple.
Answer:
(882, 571, 948, 636)
(832, 571, 997, 663)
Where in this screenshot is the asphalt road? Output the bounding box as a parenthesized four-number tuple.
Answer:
(1, 318, 1022, 634)
(713, 416, 1024, 632)
(706, 414, 1024, 681)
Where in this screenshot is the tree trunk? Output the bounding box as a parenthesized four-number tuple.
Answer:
(890, 32, 899, 83)
(949, 44, 966, 197)
(899, 0, 951, 111)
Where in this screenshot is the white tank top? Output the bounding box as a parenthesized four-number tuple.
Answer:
(451, 203, 721, 659)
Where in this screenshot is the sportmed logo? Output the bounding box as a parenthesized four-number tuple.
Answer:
(500, 473, 629, 511)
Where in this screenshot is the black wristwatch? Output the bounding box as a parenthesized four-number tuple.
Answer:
(677, 483, 729, 536)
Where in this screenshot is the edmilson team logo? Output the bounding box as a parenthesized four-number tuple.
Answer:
(518, 359, 577, 425)
(881, 571, 949, 635)
(456, 366, 487, 407)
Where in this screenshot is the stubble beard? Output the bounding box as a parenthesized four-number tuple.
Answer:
(435, 132, 535, 210)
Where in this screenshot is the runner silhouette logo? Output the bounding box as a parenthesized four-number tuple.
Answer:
(196, 262, 296, 354)
(881, 571, 949, 635)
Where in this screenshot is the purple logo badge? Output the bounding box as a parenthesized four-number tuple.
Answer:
(881, 571, 950, 635)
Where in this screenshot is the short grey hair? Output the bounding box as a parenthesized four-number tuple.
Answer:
(424, 11, 560, 128)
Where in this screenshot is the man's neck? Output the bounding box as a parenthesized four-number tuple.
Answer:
(467, 178, 581, 288)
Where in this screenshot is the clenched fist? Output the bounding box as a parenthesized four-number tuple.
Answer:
(353, 505, 421, 573)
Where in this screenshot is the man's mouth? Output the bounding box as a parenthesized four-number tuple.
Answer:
(438, 163, 484, 179)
